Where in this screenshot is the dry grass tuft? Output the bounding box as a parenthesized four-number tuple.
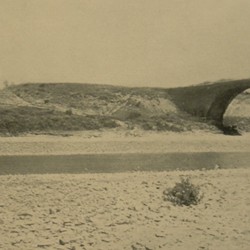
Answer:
(164, 177, 203, 206)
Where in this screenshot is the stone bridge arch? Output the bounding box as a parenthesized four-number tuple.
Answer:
(166, 79, 250, 129)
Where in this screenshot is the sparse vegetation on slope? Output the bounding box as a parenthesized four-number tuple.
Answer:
(0, 106, 117, 136)
(0, 82, 248, 135)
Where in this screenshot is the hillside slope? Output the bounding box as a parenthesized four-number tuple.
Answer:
(0, 82, 248, 135)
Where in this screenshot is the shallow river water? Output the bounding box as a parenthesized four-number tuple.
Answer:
(0, 152, 250, 175)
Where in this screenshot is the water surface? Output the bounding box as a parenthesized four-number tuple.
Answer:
(0, 152, 249, 175)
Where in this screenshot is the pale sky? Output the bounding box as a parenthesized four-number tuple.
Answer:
(0, 0, 250, 87)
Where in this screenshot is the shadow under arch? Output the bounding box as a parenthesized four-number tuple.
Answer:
(167, 79, 250, 134)
(207, 87, 250, 127)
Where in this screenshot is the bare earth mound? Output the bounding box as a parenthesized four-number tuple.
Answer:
(0, 83, 228, 135)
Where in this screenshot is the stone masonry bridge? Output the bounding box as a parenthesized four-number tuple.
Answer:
(166, 79, 250, 129)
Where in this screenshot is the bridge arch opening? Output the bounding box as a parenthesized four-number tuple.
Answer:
(222, 89, 250, 135)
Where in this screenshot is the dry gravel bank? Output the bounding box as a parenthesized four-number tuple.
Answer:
(0, 131, 250, 155)
(0, 169, 250, 250)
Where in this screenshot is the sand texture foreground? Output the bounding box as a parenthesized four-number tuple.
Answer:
(1, 169, 250, 250)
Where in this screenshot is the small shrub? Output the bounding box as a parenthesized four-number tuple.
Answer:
(127, 111, 141, 120)
(65, 109, 73, 115)
(163, 177, 203, 206)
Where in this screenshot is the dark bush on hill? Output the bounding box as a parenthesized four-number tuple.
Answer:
(0, 106, 117, 135)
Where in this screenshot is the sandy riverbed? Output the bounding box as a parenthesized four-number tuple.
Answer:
(0, 131, 250, 249)
(0, 130, 250, 155)
(0, 169, 250, 250)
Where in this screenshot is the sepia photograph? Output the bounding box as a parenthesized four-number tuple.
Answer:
(0, 1, 250, 249)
